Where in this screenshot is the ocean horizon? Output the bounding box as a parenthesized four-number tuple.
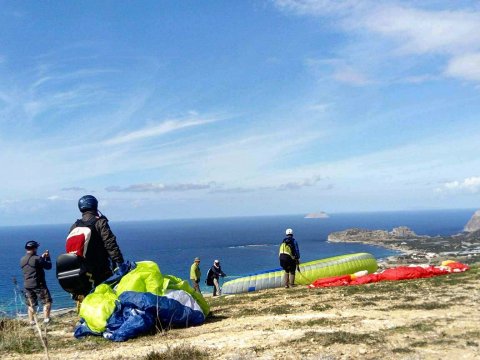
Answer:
(1, 208, 475, 316)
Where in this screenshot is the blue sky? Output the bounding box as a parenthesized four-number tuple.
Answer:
(1, 0, 480, 225)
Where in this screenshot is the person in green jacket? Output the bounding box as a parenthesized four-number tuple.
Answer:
(190, 257, 201, 293)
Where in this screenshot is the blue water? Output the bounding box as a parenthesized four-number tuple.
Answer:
(0, 209, 473, 316)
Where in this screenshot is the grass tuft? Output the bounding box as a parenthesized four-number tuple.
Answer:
(392, 347, 414, 353)
(143, 344, 209, 360)
(0, 318, 43, 354)
(301, 331, 381, 346)
(385, 302, 450, 311)
(311, 304, 333, 312)
(269, 305, 294, 315)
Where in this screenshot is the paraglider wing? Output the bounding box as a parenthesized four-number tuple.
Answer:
(222, 253, 378, 294)
(206, 268, 214, 286)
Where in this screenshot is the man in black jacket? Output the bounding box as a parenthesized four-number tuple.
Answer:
(210, 260, 226, 296)
(70, 195, 124, 289)
(20, 240, 52, 325)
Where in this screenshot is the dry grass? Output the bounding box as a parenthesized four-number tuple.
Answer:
(0, 318, 43, 354)
(1, 264, 478, 360)
(143, 344, 209, 360)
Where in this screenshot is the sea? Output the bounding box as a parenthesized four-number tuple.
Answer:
(0, 209, 474, 316)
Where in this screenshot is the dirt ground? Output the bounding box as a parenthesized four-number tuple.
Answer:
(3, 264, 479, 360)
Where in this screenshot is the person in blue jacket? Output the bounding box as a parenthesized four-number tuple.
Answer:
(278, 228, 300, 288)
(20, 241, 52, 325)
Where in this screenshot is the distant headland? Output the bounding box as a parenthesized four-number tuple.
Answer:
(328, 209, 480, 264)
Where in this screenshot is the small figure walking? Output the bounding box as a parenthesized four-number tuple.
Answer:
(20, 241, 52, 325)
(279, 228, 300, 288)
(207, 260, 226, 296)
(190, 257, 202, 293)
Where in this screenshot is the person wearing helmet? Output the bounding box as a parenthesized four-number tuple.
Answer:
(209, 259, 226, 296)
(20, 241, 52, 325)
(279, 228, 300, 288)
(190, 257, 202, 293)
(69, 195, 124, 288)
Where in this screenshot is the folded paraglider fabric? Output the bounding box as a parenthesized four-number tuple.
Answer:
(103, 290, 206, 342)
(74, 261, 209, 341)
(309, 262, 470, 288)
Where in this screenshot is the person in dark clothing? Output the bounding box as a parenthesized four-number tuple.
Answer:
(69, 195, 124, 290)
(210, 259, 226, 296)
(20, 240, 52, 325)
(278, 228, 300, 288)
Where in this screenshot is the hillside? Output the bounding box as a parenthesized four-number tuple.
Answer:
(2, 264, 479, 360)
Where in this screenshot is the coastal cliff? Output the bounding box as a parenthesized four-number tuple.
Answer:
(464, 209, 480, 232)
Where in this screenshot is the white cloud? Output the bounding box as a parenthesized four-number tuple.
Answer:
(210, 175, 326, 193)
(306, 58, 370, 86)
(445, 53, 480, 82)
(437, 176, 480, 193)
(331, 66, 370, 86)
(401, 74, 439, 84)
(360, 5, 480, 56)
(61, 186, 87, 191)
(275, 1, 480, 83)
(105, 182, 216, 193)
(277, 175, 324, 190)
(274, 0, 363, 16)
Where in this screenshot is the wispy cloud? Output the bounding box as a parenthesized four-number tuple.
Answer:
(210, 175, 327, 193)
(103, 114, 225, 146)
(61, 186, 87, 192)
(105, 182, 216, 193)
(210, 187, 259, 194)
(359, 4, 480, 56)
(277, 175, 325, 191)
(274, 0, 362, 16)
(306, 58, 370, 86)
(445, 53, 480, 82)
(275, 1, 480, 83)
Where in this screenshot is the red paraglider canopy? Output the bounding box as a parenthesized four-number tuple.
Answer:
(309, 262, 470, 288)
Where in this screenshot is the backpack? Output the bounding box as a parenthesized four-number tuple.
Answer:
(56, 218, 97, 296)
(205, 268, 214, 286)
(282, 237, 296, 258)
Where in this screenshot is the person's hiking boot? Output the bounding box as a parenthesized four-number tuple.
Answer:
(289, 274, 296, 287)
(284, 273, 290, 288)
(29, 320, 36, 326)
(43, 318, 51, 324)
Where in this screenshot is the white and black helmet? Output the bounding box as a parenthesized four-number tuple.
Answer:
(25, 240, 40, 249)
(285, 228, 293, 235)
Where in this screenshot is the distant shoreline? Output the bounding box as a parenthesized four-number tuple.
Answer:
(1, 207, 476, 228)
(328, 225, 480, 266)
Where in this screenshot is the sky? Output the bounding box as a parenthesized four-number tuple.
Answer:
(1, 0, 480, 225)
